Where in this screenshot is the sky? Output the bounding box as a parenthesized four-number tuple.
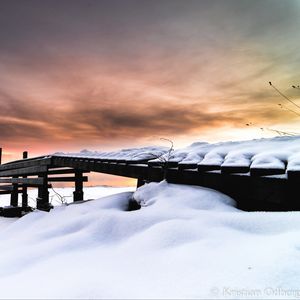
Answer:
(1, 0, 300, 184)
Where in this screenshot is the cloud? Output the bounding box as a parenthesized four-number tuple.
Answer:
(0, 0, 300, 154)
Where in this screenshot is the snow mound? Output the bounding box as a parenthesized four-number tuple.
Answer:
(2, 183, 300, 298)
(134, 181, 236, 212)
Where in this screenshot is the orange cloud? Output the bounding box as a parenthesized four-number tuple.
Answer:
(0, 0, 300, 181)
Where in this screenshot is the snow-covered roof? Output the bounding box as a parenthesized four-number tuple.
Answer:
(54, 136, 300, 172)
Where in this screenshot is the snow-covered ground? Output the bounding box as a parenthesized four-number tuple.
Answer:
(1, 182, 300, 299)
(0, 186, 135, 207)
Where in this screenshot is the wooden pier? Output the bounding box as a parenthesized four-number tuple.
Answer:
(0, 148, 299, 216)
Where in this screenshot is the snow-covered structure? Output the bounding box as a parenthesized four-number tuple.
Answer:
(1, 136, 300, 215)
(56, 136, 300, 174)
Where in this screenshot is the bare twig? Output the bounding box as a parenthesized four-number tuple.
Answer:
(50, 186, 72, 205)
(160, 138, 174, 163)
(260, 127, 299, 136)
(132, 138, 175, 180)
(278, 103, 300, 117)
(269, 81, 300, 110)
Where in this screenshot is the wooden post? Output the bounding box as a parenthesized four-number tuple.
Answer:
(36, 173, 52, 211)
(10, 176, 19, 207)
(0, 147, 2, 165)
(23, 151, 28, 159)
(73, 170, 84, 202)
(22, 151, 28, 209)
(137, 178, 146, 188)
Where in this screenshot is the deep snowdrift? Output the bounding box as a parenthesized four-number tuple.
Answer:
(1, 182, 300, 299)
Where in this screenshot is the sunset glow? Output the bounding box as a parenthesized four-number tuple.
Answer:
(1, 0, 300, 185)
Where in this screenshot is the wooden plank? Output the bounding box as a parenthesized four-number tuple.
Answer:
(167, 161, 179, 168)
(51, 157, 103, 173)
(105, 159, 118, 163)
(101, 158, 122, 163)
(47, 168, 75, 175)
(68, 159, 94, 170)
(48, 176, 88, 182)
(0, 185, 13, 191)
(148, 160, 179, 168)
(178, 163, 198, 170)
(52, 157, 130, 178)
(0, 165, 48, 177)
(198, 164, 221, 172)
(3, 155, 46, 165)
(125, 159, 151, 164)
(148, 161, 179, 168)
(0, 182, 51, 188)
(287, 170, 300, 180)
(0, 190, 22, 195)
(26, 183, 52, 188)
(47, 168, 89, 175)
(95, 158, 109, 162)
(148, 160, 162, 167)
(94, 161, 149, 179)
(51, 157, 74, 168)
(0, 178, 44, 185)
(221, 165, 250, 174)
(0, 157, 51, 171)
(250, 168, 286, 176)
(116, 159, 127, 163)
(51, 156, 152, 179)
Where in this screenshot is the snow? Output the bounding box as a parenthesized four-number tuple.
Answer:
(250, 154, 286, 170)
(54, 146, 168, 162)
(54, 136, 300, 171)
(0, 186, 134, 207)
(1, 182, 300, 299)
(286, 153, 300, 171)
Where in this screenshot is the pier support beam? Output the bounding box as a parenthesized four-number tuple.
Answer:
(36, 173, 52, 211)
(137, 178, 146, 188)
(10, 176, 19, 207)
(73, 170, 84, 202)
(22, 151, 28, 209)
